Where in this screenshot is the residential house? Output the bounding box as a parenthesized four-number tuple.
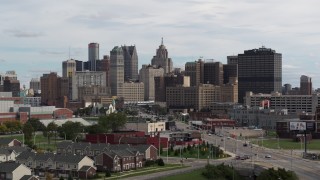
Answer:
(0, 162, 32, 180)
(0, 139, 21, 147)
(0, 149, 17, 162)
(15, 152, 96, 179)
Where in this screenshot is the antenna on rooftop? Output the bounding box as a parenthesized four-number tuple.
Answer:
(161, 37, 164, 45)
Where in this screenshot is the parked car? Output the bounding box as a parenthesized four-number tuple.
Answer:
(243, 143, 248, 147)
(235, 156, 240, 160)
(265, 154, 272, 158)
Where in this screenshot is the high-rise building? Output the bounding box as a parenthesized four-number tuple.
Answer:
(72, 71, 107, 100)
(30, 78, 41, 94)
(3, 77, 20, 97)
(300, 75, 312, 95)
(223, 56, 238, 84)
(62, 59, 76, 78)
(40, 72, 68, 107)
(151, 38, 173, 74)
(120, 82, 144, 102)
(110, 46, 124, 96)
(238, 46, 282, 103)
(184, 59, 204, 86)
(154, 74, 189, 102)
(139, 65, 164, 101)
(203, 61, 223, 85)
(122, 45, 138, 81)
(62, 59, 77, 99)
(88, 43, 99, 71)
(75, 60, 84, 71)
(98, 55, 110, 87)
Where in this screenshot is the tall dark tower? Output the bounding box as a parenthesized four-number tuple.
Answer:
(300, 75, 312, 95)
(203, 61, 223, 85)
(122, 45, 138, 81)
(238, 46, 282, 103)
(88, 43, 99, 71)
(151, 38, 173, 74)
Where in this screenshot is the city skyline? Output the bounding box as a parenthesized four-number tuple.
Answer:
(1, 0, 320, 88)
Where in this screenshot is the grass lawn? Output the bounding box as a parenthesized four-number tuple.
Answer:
(0, 134, 63, 151)
(97, 164, 188, 179)
(251, 138, 320, 150)
(159, 168, 206, 180)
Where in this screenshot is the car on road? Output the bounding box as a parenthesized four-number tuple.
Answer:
(208, 133, 212, 136)
(265, 154, 272, 158)
(227, 137, 230, 139)
(235, 156, 240, 160)
(243, 143, 248, 147)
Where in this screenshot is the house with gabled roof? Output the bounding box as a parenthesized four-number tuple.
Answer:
(15, 151, 96, 179)
(0, 162, 32, 180)
(0, 138, 21, 147)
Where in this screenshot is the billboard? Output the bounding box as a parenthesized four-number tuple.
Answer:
(290, 122, 306, 131)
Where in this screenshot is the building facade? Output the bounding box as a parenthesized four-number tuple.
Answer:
(139, 65, 164, 101)
(184, 59, 204, 86)
(110, 46, 124, 97)
(88, 43, 99, 71)
(238, 46, 282, 103)
(151, 38, 173, 74)
(122, 46, 138, 81)
(121, 82, 144, 102)
(300, 75, 312, 95)
(203, 61, 223, 85)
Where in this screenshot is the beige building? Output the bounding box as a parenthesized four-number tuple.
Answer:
(72, 71, 107, 100)
(121, 82, 144, 102)
(139, 65, 164, 101)
(148, 122, 166, 134)
(221, 77, 238, 103)
(166, 84, 220, 111)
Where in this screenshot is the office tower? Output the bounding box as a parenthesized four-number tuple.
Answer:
(62, 59, 76, 78)
(238, 46, 282, 103)
(30, 78, 41, 93)
(282, 84, 292, 95)
(40, 72, 68, 107)
(227, 55, 238, 65)
(75, 60, 84, 71)
(151, 38, 173, 74)
(62, 59, 77, 99)
(3, 77, 20, 97)
(72, 71, 107, 100)
(139, 65, 164, 101)
(121, 82, 144, 102)
(223, 57, 238, 84)
(300, 75, 312, 95)
(110, 46, 124, 96)
(99, 55, 110, 87)
(154, 74, 189, 102)
(203, 61, 223, 85)
(122, 45, 138, 81)
(88, 43, 99, 71)
(184, 59, 204, 86)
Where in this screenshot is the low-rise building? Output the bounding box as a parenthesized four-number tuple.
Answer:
(0, 162, 32, 180)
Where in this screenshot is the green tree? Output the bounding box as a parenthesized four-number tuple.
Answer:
(156, 158, 165, 166)
(22, 122, 34, 147)
(57, 121, 84, 141)
(202, 163, 242, 180)
(28, 118, 46, 131)
(3, 121, 22, 132)
(257, 168, 298, 180)
(85, 124, 105, 134)
(46, 122, 58, 145)
(0, 125, 8, 133)
(59, 177, 64, 180)
(98, 112, 127, 132)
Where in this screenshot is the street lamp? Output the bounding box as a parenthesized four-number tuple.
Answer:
(33, 133, 36, 146)
(63, 132, 66, 140)
(119, 136, 124, 144)
(22, 133, 24, 147)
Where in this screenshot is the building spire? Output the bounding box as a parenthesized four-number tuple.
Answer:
(161, 37, 163, 45)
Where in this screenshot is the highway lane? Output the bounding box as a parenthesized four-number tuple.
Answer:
(175, 121, 320, 179)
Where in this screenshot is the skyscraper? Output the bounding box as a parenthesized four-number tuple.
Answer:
(300, 75, 312, 95)
(110, 46, 124, 96)
(203, 61, 223, 85)
(238, 46, 282, 103)
(223, 56, 238, 84)
(62, 59, 76, 99)
(88, 43, 99, 71)
(184, 59, 204, 86)
(122, 45, 138, 81)
(151, 38, 173, 74)
(139, 65, 164, 101)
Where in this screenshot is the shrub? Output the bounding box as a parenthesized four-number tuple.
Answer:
(156, 158, 165, 166)
(145, 160, 155, 167)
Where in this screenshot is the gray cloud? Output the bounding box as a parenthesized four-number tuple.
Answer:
(0, 59, 6, 62)
(4, 29, 44, 38)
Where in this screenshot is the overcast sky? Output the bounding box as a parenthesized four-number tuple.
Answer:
(1, 0, 320, 88)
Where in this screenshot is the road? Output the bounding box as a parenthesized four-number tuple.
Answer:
(174, 121, 320, 180)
